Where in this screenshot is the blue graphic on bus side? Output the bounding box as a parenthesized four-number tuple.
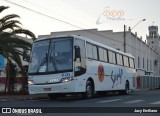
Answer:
(111, 69, 123, 88)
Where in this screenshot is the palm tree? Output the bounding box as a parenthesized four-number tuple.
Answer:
(0, 6, 36, 40)
(0, 5, 36, 93)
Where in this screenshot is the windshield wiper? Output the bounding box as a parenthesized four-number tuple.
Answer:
(36, 52, 48, 73)
(49, 49, 58, 71)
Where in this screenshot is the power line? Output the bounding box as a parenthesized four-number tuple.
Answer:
(2, 0, 83, 30)
(1, 0, 125, 44)
(62, 0, 97, 18)
(3, 0, 150, 55)
(20, 0, 93, 29)
(74, 0, 99, 15)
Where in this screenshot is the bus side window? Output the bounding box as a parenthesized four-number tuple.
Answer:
(99, 47, 104, 61)
(87, 43, 93, 59)
(123, 56, 129, 67)
(112, 52, 116, 64)
(104, 49, 108, 62)
(129, 57, 135, 68)
(117, 53, 123, 65)
(87, 43, 98, 60)
(108, 51, 116, 64)
(93, 45, 98, 60)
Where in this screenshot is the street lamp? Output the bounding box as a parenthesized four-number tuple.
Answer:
(124, 19, 146, 52)
(131, 19, 146, 30)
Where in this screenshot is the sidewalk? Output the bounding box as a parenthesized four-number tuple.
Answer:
(0, 94, 48, 101)
(134, 87, 160, 91)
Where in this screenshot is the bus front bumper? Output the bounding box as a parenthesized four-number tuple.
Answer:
(28, 81, 74, 94)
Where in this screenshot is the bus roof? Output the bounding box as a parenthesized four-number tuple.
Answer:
(35, 35, 134, 58)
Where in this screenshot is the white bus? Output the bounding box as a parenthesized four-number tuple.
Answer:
(28, 35, 136, 99)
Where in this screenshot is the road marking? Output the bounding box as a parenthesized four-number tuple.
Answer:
(98, 99, 123, 103)
(150, 101, 160, 105)
(124, 100, 144, 104)
(75, 98, 100, 102)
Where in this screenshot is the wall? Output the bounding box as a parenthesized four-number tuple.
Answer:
(39, 29, 160, 76)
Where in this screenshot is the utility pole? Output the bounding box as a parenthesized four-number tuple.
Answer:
(123, 19, 146, 53)
(124, 25, 126, 53)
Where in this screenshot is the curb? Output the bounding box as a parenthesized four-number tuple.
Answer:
(0, 94, 48, 101)
(133, 88, 160, 92)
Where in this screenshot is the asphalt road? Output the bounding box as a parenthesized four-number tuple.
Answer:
(0, 90, 160, 116)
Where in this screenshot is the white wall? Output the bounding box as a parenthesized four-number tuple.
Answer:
(40, 29, 160, 76)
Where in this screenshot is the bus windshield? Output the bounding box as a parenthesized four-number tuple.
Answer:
(28, 38, 73, 74)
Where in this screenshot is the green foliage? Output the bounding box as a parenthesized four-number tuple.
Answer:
(0, 5, 36, 93)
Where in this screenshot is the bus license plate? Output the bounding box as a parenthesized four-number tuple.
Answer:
(44, 88, 51, 91)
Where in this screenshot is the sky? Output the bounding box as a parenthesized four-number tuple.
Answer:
(1, 0, 160, 40)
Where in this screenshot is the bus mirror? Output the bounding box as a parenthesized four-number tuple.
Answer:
(75, 46, 81, 61)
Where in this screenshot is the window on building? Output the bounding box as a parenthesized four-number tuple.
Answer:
(147, 59, 148, 71)
(138, 56, 140, 68)
(143, 58, 145, 69)
(150, 60, 152, 71)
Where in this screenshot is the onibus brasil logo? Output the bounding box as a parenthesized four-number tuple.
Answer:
(96, 7, 125, 24)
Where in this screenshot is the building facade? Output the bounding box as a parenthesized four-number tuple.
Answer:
(39, 26, 160, 76)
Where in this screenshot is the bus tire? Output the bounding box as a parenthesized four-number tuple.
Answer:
(83, 80, 94, 99)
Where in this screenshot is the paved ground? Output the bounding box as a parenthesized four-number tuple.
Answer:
(0, 89, 152, 101)
(0, 89, 160, 116)
(0, 94, 48, 101)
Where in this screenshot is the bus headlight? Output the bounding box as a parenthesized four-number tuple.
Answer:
(28, 80, 34, 85)
(61, 77, 73, 83)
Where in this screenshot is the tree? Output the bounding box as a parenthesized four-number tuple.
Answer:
(0, 5, 36, 93)
(5, 59, 17, 93)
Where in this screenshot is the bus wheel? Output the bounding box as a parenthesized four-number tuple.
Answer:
(125, 80, 130, 94)
(83, 80, 94, 99)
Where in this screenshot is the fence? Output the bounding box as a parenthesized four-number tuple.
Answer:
(135, 75, 160, 90)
